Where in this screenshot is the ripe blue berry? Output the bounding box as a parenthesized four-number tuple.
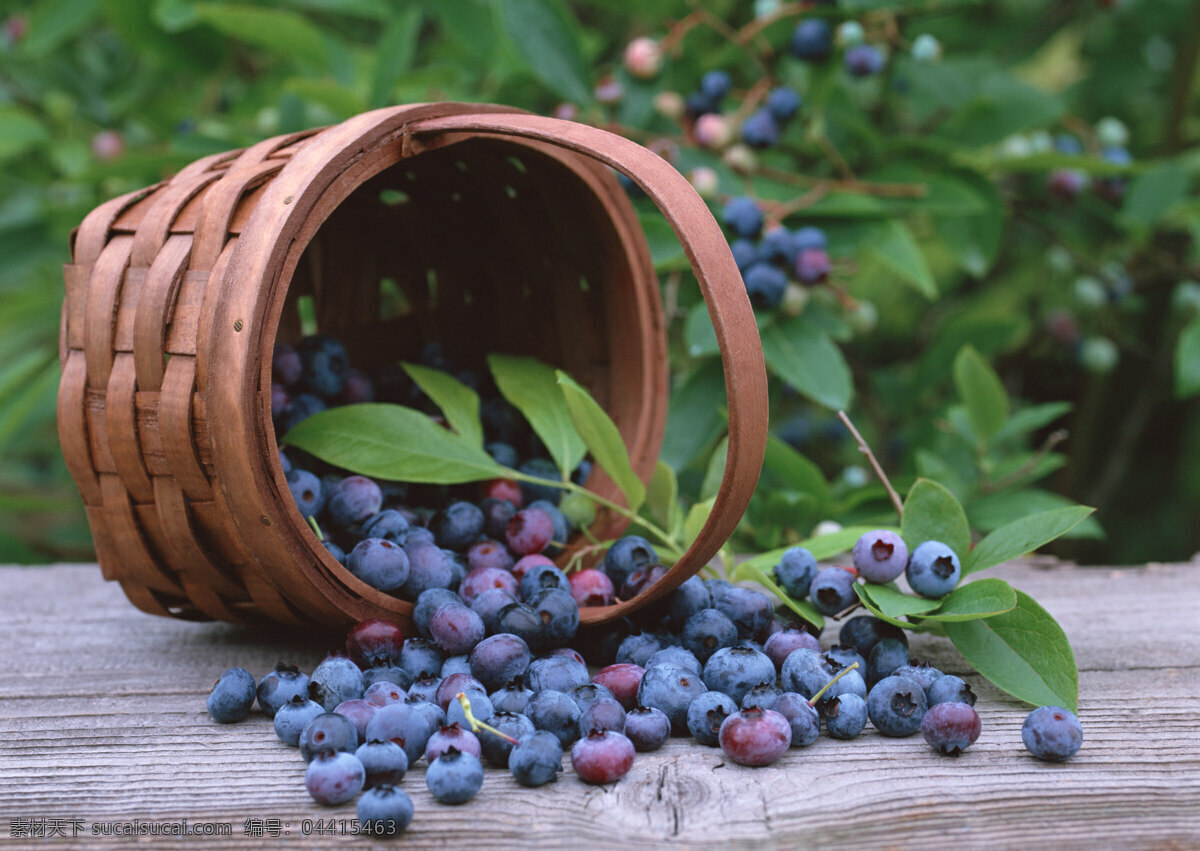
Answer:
(526, 655, 590, 694)
(356, 740, 408, 788)
(360, 509, 409, 543)
(824, 693, 868, 740)
(300, 712, 359, 762)
(489, 678, 536, 715)
(445, 688, 493, 729)
(428, 602, 485, 656)
(578, 696, 627, 736)
(740, 109, 780, 149)
(616, 631, 670, 667)
(719, 707, 791, 766)
(774, 692, 820, 747)
(305, 751, 365, 806)
(730, 239, 759, 271)
(526, 689, 583, 748)
(852, 530, 909, 583)
(927, 675, 976, 707)
(892, 661, 944, 696)
(906, 541, 961, 598)
(743, 262, 788, 309)
(766, 87, 802, 122)
(528, 587, 580, 647)
(356, 785, 413, 838)
(603, 536, 658, 590)
(425, 749, 484, 804)
(700, 69, 732, 100)
(363, 676, 409, 704)
(274, 695, 326, 746)
(1022, 706, 1083, 762)
(774, 547, 819, 601)
(793, 247, 831, 284)
(425, 723, 482, 763)
(809, 566, 858, 615)
(645, 646, 702, 677)
(326, 475, 382, 529)
(702, 646, 776, 704)
(637, 663, 708, 733)
(867, 675, 928, 737)
(866, 637, 910, 687)
(206, 667, 256, 723)
(844, 44, 885, 77)
(430, 501, 485, 552)
(922, 701, 981, 755)
(480, 710, 536, 768)
(398, 637, 445, 682)
(296, 335, 349, 398)
(495, 602, 545, 651)
(722, 196, 765, 239)
(839, 615, 906, 659)
(286, 469, 324, 519)
(509, 730, 564, 787)
(310, 656, 365, 712)
(366, 702, 439, 768)
(333, 698, 378, 744)
(469, 633, 532, 693)
(347, 538, 410, 593)
(790, 19, 833, 62)
(687, 691, 739, 746)
(763, 628, 820, 671)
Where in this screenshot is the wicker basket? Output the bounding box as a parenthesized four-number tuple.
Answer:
(57, 103, 768, 629)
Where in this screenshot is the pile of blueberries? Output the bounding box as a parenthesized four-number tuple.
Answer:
(205, 527, 1083, 838)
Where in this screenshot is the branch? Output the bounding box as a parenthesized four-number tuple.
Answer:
(838, 410, 904, 520)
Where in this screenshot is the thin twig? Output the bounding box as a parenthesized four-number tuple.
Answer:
(838, 410, 904, 520)
(981, 428, 1069, 494)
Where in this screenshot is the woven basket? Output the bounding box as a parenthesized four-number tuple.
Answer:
(57, 103, 768, 629)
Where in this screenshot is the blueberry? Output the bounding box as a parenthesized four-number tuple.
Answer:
(681, 608, 738, 663)
(839, 615, 906, 659)
(526, 689, 583, 748)
(281, 393, 326, 432)
(867, 675, 928, 737)
(774, 548, 818, 601)
(825, 645, 867, 676)
(495, 602, 545, 651)
(789, 19, 833, 62)
(794, 247, 831, 284)
(479, 497, 517, 540)
(764, 628, 821, 671)
(623, 706, 671, 753)
(526, 655, 590, 694)
(310, 656, 365, 712)
(637, 663, 708, 733)
(516, 458, 561, 506)
(347, 538, 410, 593)
(469, 633, 532, 692)
(792, 226, 827, 252)
(366, 702, 438, 767)
(852, 530, 908, 583)
(742, 262, 788, 310)
(1022, 706, 1083, 761)
(346, 618, 406, 668)
(571, 730, 636, 784)
(296, 335, 349, 398)
(413, 588, 461, 639)
(509, 730, 564, 787)
(845, 43, 885, 77)
(892, 661, 944, 696)
(364, 680, 408, 707)
(809, 567, 858, 616)
(906, 541, 961, 598)
(591, 663, 645, 711)
(486, 441, 519, 468)
(567, 682, 615, 713)
(356, 784, 413, 838)
(274, 695, 326, 746)
(440, 654, 473, 678)
(445, 688, 494, 729)
(527, 499, 571, 553)
(430, 501, 485, 552)
(489, 678, 536, 715)
(780, 648, 834, 699)
(740, 109, 780, 149)
(361, 509, 410, 544)
(207, 667, 256, 723)
(472, 585, 518, 632)
(567, 568, 615, 607)
(730, 238, 759, 271)
(741, 682, 784, 711)
(286, 469, 324, 519)
(620, 563, 668, 600)
(506, 507, 555, 556)
(465, 539, 515, 575)
(425, 722, 482, 763)
(398, 637, 445, 682)
(401, 526, 435, 548)
(305, 751, 365, 806)
(922, 701, 982, 755)
(333, 698, 379, 744)
(719, 707, 792, 766)
(824, 693, 868, 740)
(428, 602, 486, 656)
(300, 712, 359, 762)
(927, 675, 976, 707)
(774, 692, 820, 747)
(722, 196, 764, 240)
(684, 91, 719, 120)
(520, 563, 570, 600)
(528, 588, 580, 647)
(326, 476, 383, 529)
(702, 646, 776, 704)
(645, 646, 703, 677)
(435, 672, 487, 711)
(356, 739, 409, 788)
(480, 710, 536, 768)
(700, 69, 732, 100)
(766, 86, 802, 123)
(401, 543, 456, 598)
(578, 696, 627, 736)
(603, 536, 658, 590)
(687, 691, 739, 746)
(866, 637, 910, 687)
(426, 749, 484, 804)
(407, 674, 442, 706)
(616, 631, 670, 668)
(273, 342, 303, 387)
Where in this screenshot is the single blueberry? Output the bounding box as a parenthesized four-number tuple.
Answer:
(207, 668, 256, 723)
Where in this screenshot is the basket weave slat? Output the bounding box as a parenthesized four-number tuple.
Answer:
(60, 103, 769, 628)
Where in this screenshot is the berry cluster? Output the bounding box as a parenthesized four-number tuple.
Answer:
(1045, 125, 1134, 204)
(722, 196, 830, 310)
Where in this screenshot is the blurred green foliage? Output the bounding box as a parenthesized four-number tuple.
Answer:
(0, 0, 1196, 564)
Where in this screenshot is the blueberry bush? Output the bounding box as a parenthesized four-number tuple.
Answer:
(1, 0, 1197, 566)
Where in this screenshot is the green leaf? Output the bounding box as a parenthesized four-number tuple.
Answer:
(992, 402, 1071, 443)
(920, 578, 1017, 622)
(684, 302, 720, 358)
(283, 403, 506, 484)
(699, 436, 728, 502)
(1176, 319, 1200, 399)
(859, 582, 942, 618)
(23, 0, 101, 55)
(963, 505, 1095, 576)
(488, 355, 586, 479)
(682, 497, 715, 547)
(1122, 163, 1189, 230)
(954, 345, 1009, 443)
(402, 363, 483, 448)
(193, 3, 330, 65)
(967, 490, 1104, 539)
(944, 590, 1078, 711)
(640, 213, 688, 273)
(370, 7, 422, 108)
(901, 478, 972, 560)
(661, 360, 726, 471)
(0, 108, 49, 162)
(642, 460, 680, 536)
(761, 434, 830, 513)
(761, 317, 853, 410)
(865, 220, 937, 299)
(496, 0, 591, 105)
(852, 584, 940, 632)
(556, 371, 645, 513)
(733, 562, 824, 629)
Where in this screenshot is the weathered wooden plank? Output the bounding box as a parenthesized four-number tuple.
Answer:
(0, 559, 1198, 849)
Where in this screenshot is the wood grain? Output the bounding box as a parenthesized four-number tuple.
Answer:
(1, 558, 1198, 849)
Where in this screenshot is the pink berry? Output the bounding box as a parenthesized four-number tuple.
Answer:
(466, 539, 515, 573)
(425, 723, 482, 763)
(570, 730, 636, 784)
(595, 75, 624, 104)
(569, 568, 615, 607)
(512, 554, 555, 582)
(694, 113, 732, 149)
(345, 619, 406, 668)
(764, 628, 821, 671)
(91, 130, 124, 161)
(592, 663, 645, 711)
(435, 673, 487, 711)
(688, 166, 719, 198)
(718, 708, 792, 766)
(506, 507, 555, 555)
(481, 478, 523, 507)
(458, 566, 519, 604)
(624, 36, 664, 79)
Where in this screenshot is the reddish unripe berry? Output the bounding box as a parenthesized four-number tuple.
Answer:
(346, 619, 406, 668)
(506, 507, 555, 555)
(921, 702, 982, 756)
(624, 36, 664, 79)
(513, 554, 555, 582)
(570, 730, 636, 784)
(764, 628, 822, 671)
(718, 708, 792, 766)
(425, 723, 482, 763)
(591, 664, 645, 711)
(91, 130, 124, 161)
(569, 568, 616, 607)
(435, 673, 486, 711)
(481, 478, 523, 507)
(694, 113, 732, 149)
(459, 566, 520, 604)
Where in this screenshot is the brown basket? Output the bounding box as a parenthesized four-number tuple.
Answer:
(57, 103, 768, 630)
